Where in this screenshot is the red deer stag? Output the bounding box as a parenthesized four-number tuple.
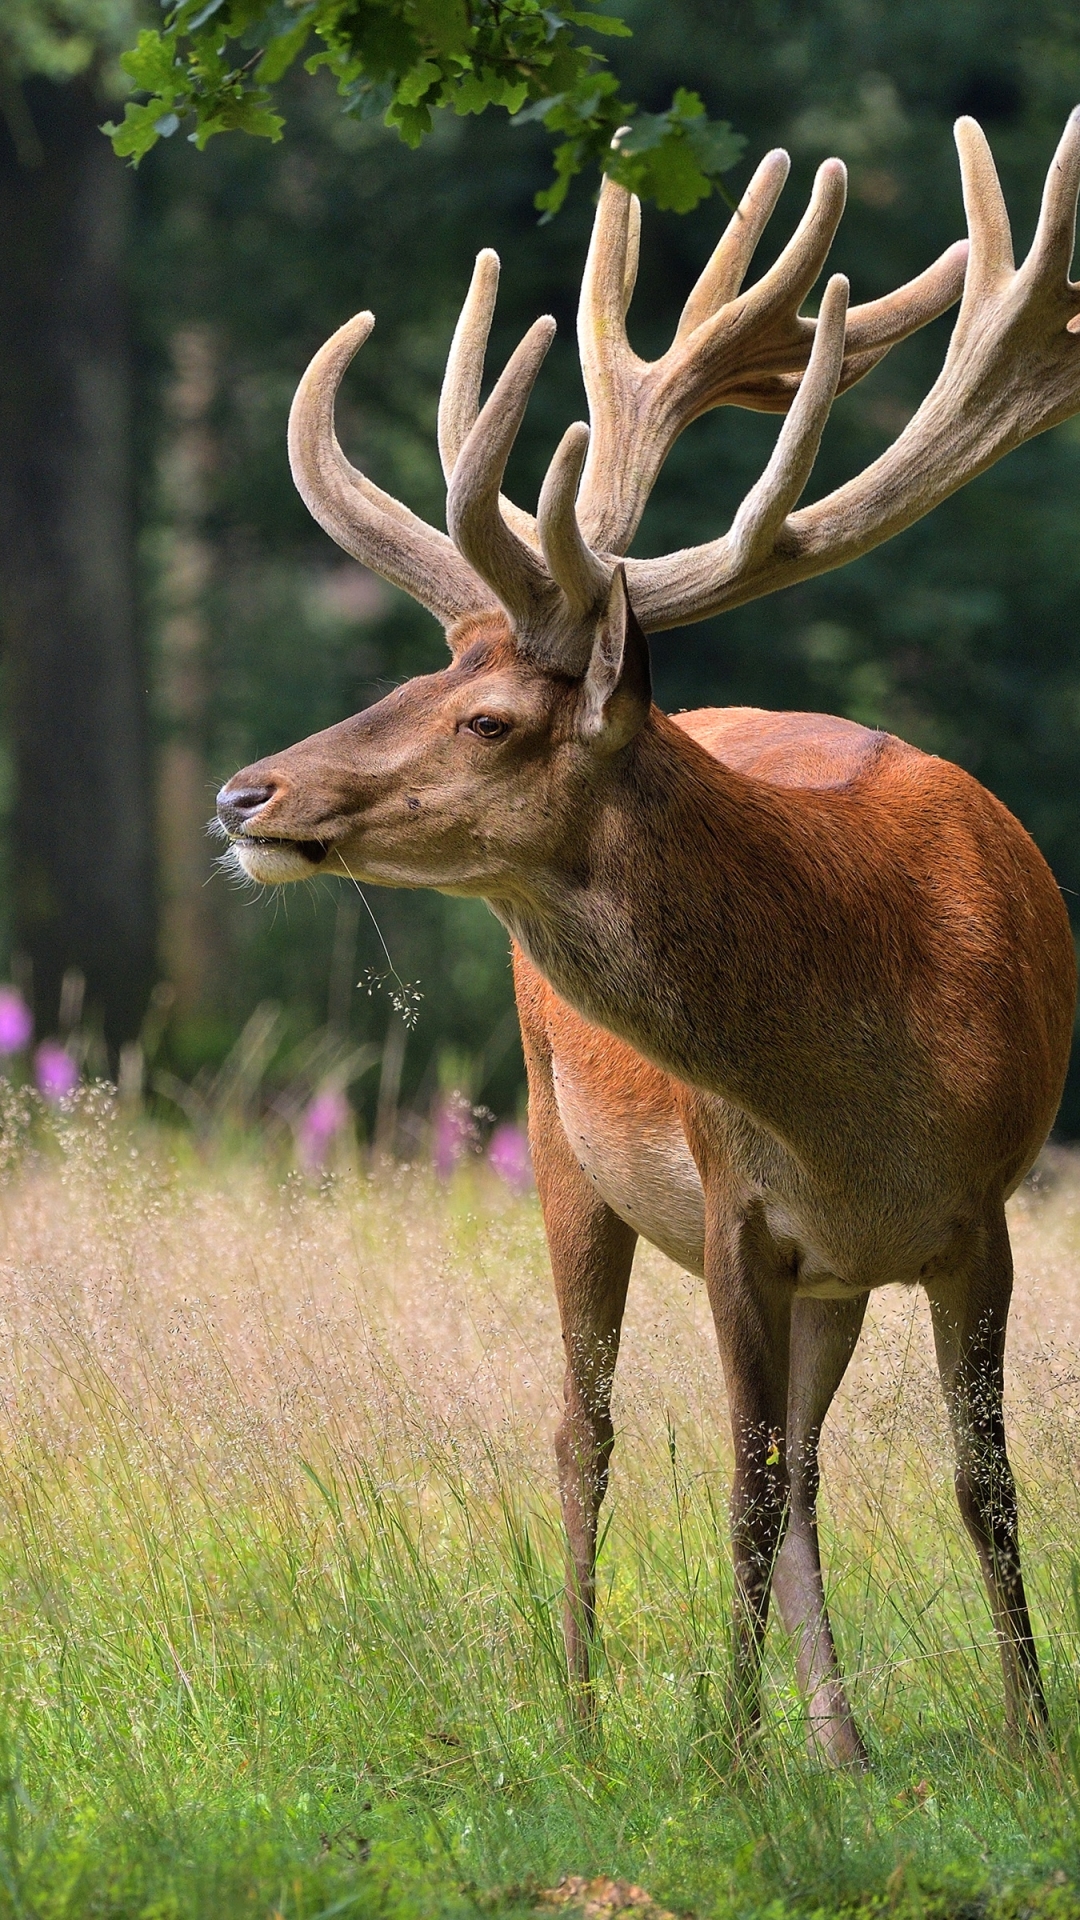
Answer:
(217, 117, 1080, 1766)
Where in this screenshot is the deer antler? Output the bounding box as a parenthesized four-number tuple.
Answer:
(435, 155, 968, 564)
(294, 121, 1063, 669)
(575, 155, 968, 554)
(442, 274, 855, 672)
(622, 111, 1080, 632)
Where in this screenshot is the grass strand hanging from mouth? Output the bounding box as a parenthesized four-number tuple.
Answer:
(339, 852, 424, 1027)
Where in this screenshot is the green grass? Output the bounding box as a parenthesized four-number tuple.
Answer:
(0, 1093, 1078, 1917)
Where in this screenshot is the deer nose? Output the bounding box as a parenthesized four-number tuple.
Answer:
(216, 782, 277, 836)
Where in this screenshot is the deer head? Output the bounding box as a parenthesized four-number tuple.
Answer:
(216, 568, 651, 897)
(218, 115, 1080, 894)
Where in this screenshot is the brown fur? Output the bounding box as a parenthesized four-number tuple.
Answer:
(218, 586, 1075, 1762)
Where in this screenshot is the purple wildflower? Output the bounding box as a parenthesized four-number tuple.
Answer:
(297, 1087, 351, 1173)
(35, 1041, 78, 1102)
(0, 988, 31, 1056)
(487, 1121, 532, 1192)
(431, 1092, 474, 1178)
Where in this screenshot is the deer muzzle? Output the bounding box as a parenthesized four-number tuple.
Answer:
(216, 778, 331, 883)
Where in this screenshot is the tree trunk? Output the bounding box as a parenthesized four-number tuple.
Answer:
(0, 77, 155, 1051)
(157, 323, 218, 1020)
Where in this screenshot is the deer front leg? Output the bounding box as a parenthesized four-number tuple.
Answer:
(551, 1205, 636, 1701)
(525, 1049, 636, 1698)
(772, 1294, 869, 1767)
(926, 1212, 1048, 1745)
(704, 1204, 793, 1751)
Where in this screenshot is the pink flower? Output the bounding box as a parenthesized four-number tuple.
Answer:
(297, 1086, 350, 1173)
(35, 1041, 78, 1102)
(487, 1121, 532, 1192)
(431, 1092, 475, 1177)
(0, 988, 32, 1056)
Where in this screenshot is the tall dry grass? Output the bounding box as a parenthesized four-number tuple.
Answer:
(0, 1086, 1077, 1916)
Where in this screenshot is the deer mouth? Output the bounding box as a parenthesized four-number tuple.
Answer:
(239, 834, 329, 863)
(229, 834, 331, 884)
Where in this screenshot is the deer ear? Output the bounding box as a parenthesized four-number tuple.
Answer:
(578, 566, 652, 751)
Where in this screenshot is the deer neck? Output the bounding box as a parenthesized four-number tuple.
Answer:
(492, 711, 903, 1149)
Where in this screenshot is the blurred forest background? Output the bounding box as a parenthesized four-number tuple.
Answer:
(3, 0, 1080, 1139)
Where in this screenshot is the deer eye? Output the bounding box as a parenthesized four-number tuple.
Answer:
(466, 715, 509, 740)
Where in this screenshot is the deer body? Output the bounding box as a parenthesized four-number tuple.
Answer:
(514, 703, 1072, 1299)
(218, 115, 1080, 1760)
(502, 685, 1071, 1766)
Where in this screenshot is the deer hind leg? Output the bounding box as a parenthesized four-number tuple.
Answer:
(925, 1210, 1048, 1744)
(772, 1294, 869, 1768)
(704, 1203, 793, 1752)
(526, 1066, 636, 1697)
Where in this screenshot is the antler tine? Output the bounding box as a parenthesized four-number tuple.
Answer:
(537, 422, 612, 621)
(1030, 104, 1080, 285)
(446, 316, 559, 633)
(288, 311, 490, 628)
(577, 175, 639, 406)
(437, 250, 543, 551)
(675, 149, 791, 340)
(726, 275, 849, 569)
(438, 249, 500, 484)
(954, 115, 1015, 293)
(1029, 104, 1080, 284)
(622, 111, 1080, 634)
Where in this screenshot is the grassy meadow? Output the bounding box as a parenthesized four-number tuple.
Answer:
(0, 1091, 1078, 1916)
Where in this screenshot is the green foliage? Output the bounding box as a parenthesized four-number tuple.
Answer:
(0, 0, 137, 85)
(103, 0, 744, 215)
